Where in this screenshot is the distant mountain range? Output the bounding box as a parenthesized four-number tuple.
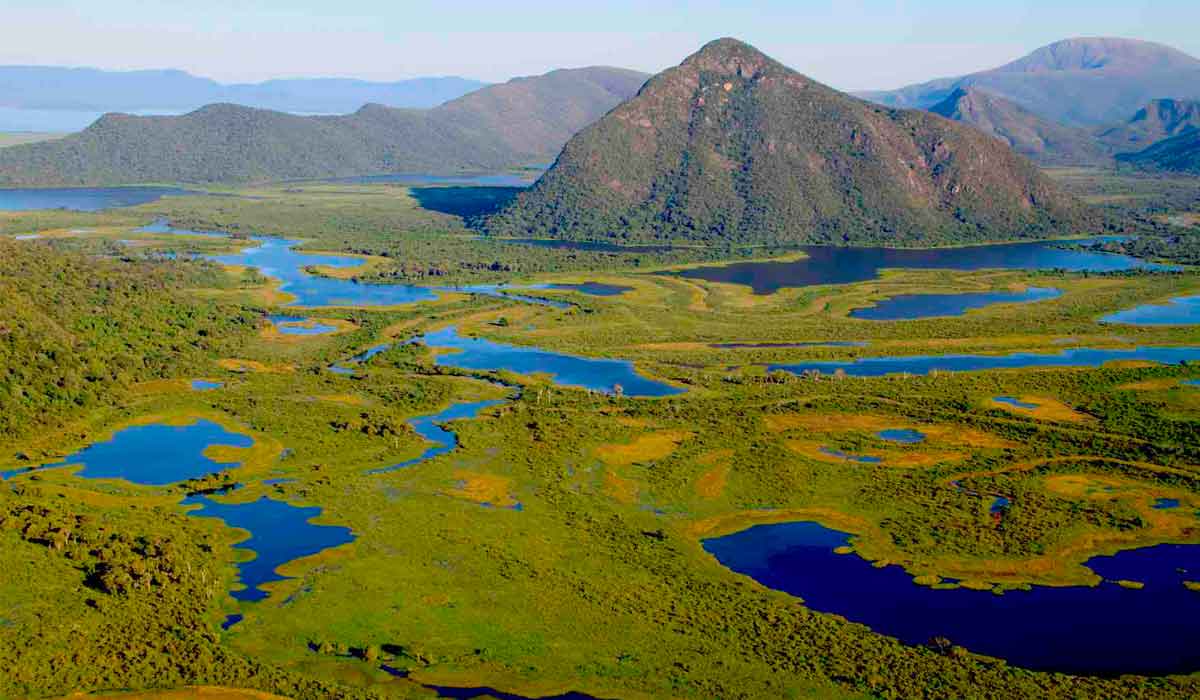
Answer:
(927, 87, 1112, 166)
(0, 67, 648, 185)
(860, 38, 1200, 127)
(0, 66, 489, 114)
(1118, 130, 1200, 174)
(489, 39, 1092, 247)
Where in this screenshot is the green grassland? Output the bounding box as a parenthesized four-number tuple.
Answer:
(2, 182, 1200, 699)
(0, 132, 63, 148)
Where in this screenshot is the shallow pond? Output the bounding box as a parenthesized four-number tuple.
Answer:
(994, 396, 1040, 410)
(268, 314, 339, 335)
(818, 447, 881, 464)
(32, 420, 252, 485)
(671, 240, 1170, 294)
(532, 282, 634, 297)
(369, 400, 507, 475)
(704, 520, 1200, 675)
(770, 346, 1200, 378)
(419, 327, 682, 397)
(191, 380, 224, 391)
(849, 287, 1062, 320)
(0, 186, 197, 212)
(877, 429, 925, 444)
(1101, 295, 1200, 326)
(185, 495, 355, 602)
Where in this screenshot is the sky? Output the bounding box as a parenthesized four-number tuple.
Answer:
(1, 0, 1198, 90)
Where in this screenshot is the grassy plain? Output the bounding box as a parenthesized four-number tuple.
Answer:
(2, 180, 1200, 699)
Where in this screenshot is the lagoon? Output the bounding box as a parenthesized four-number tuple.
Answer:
(35, 420, 252, 485)
(419, 327, 682, 397)
(0, 186, 196, 212)
(849, 287, 1062, 320)
(1102, 295, 1200, 326)
(704, 520, 1200, 675)
(770, 346, 1200, 378)
(672, 240, 1170, 294)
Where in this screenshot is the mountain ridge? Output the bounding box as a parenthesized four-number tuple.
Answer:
(927, 87, 1112, 166)
(489, 38, 1093, 247)
(0, 67, 649, 185)
(859, 37, 1200, 126)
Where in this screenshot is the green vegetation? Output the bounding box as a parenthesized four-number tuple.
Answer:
(0, 132, 62, 148)
(1119, 130, 1200, 175)
(1, 177, 1199, 700)
(490, 39, 1096, 246)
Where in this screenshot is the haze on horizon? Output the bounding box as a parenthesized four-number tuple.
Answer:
(2, 0, 1198, 91)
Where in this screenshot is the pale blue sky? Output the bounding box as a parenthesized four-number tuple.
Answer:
(1, 1, 1197, 89)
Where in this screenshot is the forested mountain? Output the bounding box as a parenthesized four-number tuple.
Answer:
(489, 39, 1093, 246)
(928, 87, 1111, 166)
(0, 67, 648, 185)
(860, 38, 1200, 127)
(1097, 98, 1200, 152)
(0, 65, 488, 113)
(1117, 130, 1200, 174)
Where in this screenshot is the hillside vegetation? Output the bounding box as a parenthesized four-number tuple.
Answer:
(0, 67, 647, 185)
(490, 39, 1095, 246)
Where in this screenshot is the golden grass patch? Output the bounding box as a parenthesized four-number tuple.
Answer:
(595, 430, 693, 466)
(603, 469, 639, 505)
(317, 393, 371, 407)
(217, 358, 296, 374)
(694, 449, 734, 500)
(988, 395, 1092, 423)
(447, 470, 518, 508)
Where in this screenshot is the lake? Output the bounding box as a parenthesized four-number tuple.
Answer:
(418, 327, 682, 397)
(671, 240, 1171, 294)
(770, 346, 1200, 378)
(704, 520, 1200, 675)
(268, 314, 339, 335)
(849, 287, 1062, 320)
(1102, 295, 1200, 326)
(185, 495, 355, 602)
(14, 419, 253, 485)
(0, 186, 197, 212)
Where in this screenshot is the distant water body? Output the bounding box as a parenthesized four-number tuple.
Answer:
(671, 239, 1172, 294)
(0, 186, 197, 212)
(1102, 295, 1200, 326)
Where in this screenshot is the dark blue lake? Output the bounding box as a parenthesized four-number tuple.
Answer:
(419, 327, 682, 397)
(34, 420, 252, 485)
(850, 287, 1062, 320)
(704, 520, 1200, 675)
(268, 314, 338, 335)
(0, 186, 196, 212)
(185, 495, 355, 602)
(369, 399, 507, 475)
(770, 346, 1200, 378)
(1102, 295, 1200, 326)
(672, 240, 1170, 294)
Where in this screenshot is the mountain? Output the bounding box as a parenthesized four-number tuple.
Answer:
(488, 39, 1093, 247)
(928, 87, 1111, 166)
(1117, 130, 1200, 174)
(1096, 98, 1200, 152)
(859, 38, 1200, 127)
(0, 67, 648, 185)
(0, 66, 488, 113)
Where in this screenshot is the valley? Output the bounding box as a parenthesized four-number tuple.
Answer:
(1, 27, 1199, 700)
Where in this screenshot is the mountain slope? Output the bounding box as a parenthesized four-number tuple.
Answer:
(928, 87, 1111, 166)
(1117, 130, 1200, 174)
(0, 67, 648, 185)
(489, 39, 1093, 247)
(1097, 98, 1200, 152)
(0, 65, 487, 112)
(860, 38, 1200, 127)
